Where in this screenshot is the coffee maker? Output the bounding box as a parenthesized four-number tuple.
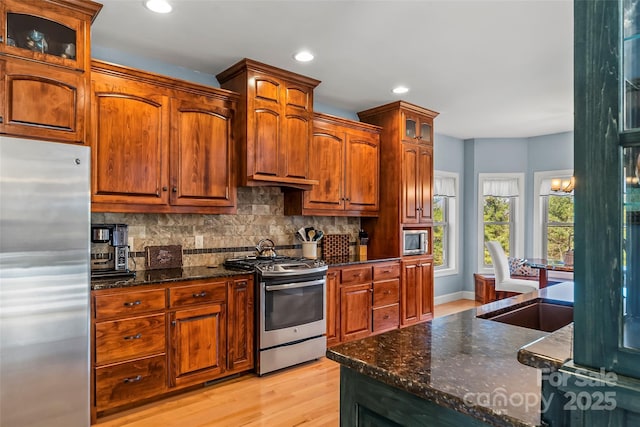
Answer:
(91, 224, 135, 278)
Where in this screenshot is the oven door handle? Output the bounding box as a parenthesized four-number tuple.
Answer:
(264, 279, 325, 292)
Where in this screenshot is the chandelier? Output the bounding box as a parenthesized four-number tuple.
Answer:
(550, 176, 575, 193)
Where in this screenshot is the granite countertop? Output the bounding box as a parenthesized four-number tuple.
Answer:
(326, 281, 575, 427)
(91, 256, 399, 290)
(91, 266, 249, 290)
(517, 324, 573, 372)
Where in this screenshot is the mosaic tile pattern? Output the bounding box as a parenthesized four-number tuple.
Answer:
(91, 187, 360, 269)
(322, 234, 350, 258)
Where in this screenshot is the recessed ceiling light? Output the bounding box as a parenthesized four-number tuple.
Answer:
(145, 0, 172, 13)
(294, 51, 314, 62)
(392, 86, 409, 94)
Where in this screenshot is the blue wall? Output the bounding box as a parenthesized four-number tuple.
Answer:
(91, 46, 574, 298)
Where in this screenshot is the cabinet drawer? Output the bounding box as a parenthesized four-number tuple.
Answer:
(373, 279, 400, 307)
(95, 355, 167, 411)
(169, 281, 226, 308)
(340, 266, 372, 284)
(373, 262, 400, 280)
(373, 304, 399, 333)
(94, 289, 166, 320)
(95, 314, 166, 365)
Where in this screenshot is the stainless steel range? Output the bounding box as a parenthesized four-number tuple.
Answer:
(224, 256, 328, 375)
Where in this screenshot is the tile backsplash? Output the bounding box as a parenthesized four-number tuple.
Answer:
(92, 187, 361, 270)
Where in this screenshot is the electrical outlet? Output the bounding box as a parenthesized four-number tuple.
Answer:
(195, 235, 204, 249)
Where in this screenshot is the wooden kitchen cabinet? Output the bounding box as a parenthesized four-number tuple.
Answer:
(340, 282, 372, 342)
(216, 58, 321, 189)
(358, 101, 439, 258)
(284, 113, 381, 216)
(328, 261, 400, 346)
(91, 274, 254, 420)
(90, 60, 238, 214)
(0, 0, 101, 143)
(227, 276, 254, 373)
(402, 143, 433, 224)
(169, 303, 226, 388)
(92, 287, 167, 417)
(400, 256, 433, 326)
(325, 269, 340, 347)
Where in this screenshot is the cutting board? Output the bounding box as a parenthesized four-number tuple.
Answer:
(145, 245, 183, 270)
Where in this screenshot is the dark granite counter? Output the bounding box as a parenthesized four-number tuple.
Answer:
(91, 266, 249, 290)
(517, 324, 573, 372)
(326, 281, 575, 427)
(324, 255, 400, 267)
(91, 256, 399, 291)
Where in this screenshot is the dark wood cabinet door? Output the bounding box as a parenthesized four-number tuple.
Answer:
(345, 130, 379, 212)
(418, 146, 433, 223)
(402, 143, 420, 224)
(418, 258, 434, 320)
(91, 72, 169, 206)
(170, 95, 235, 208)
(227, 277, 254, 372)
(340, 283, 372, 342)
(0, 59, 86, 143)
(326, 269, 340, 346)
(304, 126, 345, 211)
(169, 304, 226, 388)
(401, 259, 420, 326)
(281, 84, 312, 180)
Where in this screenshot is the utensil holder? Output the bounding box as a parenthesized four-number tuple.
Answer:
(302, 242, 318, 259)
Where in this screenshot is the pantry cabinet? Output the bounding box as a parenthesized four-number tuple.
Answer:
(216, 58, 321, 189)
(358, 101, 439, 258)
(0, 0, 101, 143)
(90, 60, 238, 214)
(91, 274, 254, 420)
(284, 113, 381, 216)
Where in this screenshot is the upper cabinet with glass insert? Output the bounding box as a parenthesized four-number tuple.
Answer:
(0, 0, 101, 143)
(1, 0, 101, 71)
(402, 111, 433, 144)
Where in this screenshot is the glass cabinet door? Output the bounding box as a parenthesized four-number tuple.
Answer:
(403, 112, 418, 142)
(420, 121, 432, 143)
(1, 0, 87, 70)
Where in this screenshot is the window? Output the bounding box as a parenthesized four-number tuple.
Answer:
(433, 172, 458, 275)
(478, 173, 524, 270)
(533, 170, 574, 262)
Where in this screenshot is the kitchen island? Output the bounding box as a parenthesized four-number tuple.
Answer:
(326, 281, 574, 427)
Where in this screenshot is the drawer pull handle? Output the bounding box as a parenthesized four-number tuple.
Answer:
(123, 300, 142, 307)
(384, 290, 391, 295)
(193, 291, 208, 298)
(382, 270, 391, 273)
(123, 375, 143, 383)
(123, 333, 142, 340)
(383, 315, 390, 319)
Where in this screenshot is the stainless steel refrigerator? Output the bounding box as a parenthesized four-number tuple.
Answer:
(0, 135, 90, 426)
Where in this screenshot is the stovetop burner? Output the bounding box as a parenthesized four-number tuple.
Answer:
(224, 256, 327, 277)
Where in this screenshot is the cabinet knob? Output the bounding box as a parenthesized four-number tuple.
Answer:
(384, 290, 391, 295)
(162, 186, 168, 192)
(0, 116, 3, 124)
(172, 186, 177, 193)
(192, 291, 207, 298)
(383, 315, 390, 319)
(345, 198, 350, 201)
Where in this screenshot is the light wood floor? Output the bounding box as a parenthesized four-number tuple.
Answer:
(94, 299, 479, 427)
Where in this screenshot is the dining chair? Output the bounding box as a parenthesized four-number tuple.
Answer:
(485, 241, 539, 295)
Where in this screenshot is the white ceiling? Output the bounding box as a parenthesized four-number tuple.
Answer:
(91, 0, 574, 140)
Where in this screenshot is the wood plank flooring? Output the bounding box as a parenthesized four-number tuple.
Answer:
(94, 298, 479, 427)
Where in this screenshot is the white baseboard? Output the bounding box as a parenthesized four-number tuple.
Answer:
(434, 291, 476, 305)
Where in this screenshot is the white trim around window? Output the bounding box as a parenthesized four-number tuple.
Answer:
(434, 170, 458, 277)
(533, 169, 573, 258)
(477, 172, 525, 274)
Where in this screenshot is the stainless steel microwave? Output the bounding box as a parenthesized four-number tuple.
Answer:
(402, 229, 428, 256)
